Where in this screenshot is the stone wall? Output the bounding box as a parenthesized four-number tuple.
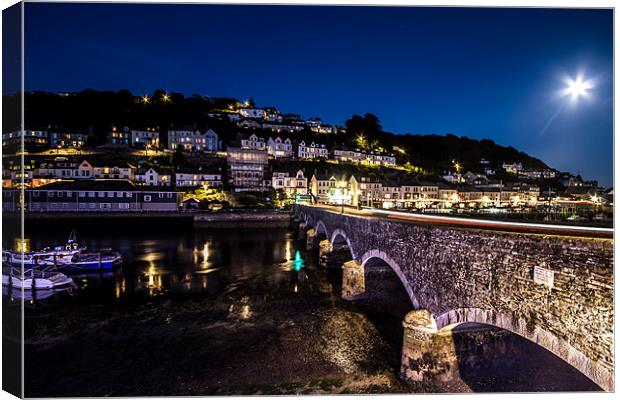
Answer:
(296, 206, 614, 391)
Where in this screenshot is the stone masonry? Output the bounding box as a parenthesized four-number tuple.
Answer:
(295, 205, 614, 391)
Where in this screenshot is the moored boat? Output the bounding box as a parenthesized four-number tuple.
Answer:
(3, 231, 123, 271)
(3, 231, 85, 267)
(59, 251, 123, 271)
(2, 265, 74, 289)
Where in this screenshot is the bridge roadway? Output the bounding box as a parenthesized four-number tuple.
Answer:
(295, 204, 614, 391)
(313, 204, 613, 239)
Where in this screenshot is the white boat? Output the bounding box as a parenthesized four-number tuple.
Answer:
(2, 265, 74, 289)
(3, 231, 85, 267)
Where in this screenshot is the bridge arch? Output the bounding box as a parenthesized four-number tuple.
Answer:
(360, 249, 420, 309)
(434, 307, 610, 391)
(314, 220, 328, 238)
(330, 229, 357, 260)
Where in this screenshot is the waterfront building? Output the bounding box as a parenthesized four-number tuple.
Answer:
(266, 137, 293, 158)
(499, 187, 520, 205)
(22, 180, 182, 212)
(130, 127, 160, 149)
(226, 147, 269, 191)
(298, 141, 328, 159)
(481, 188, 502, 206)
(36, 159, 136, 181)
(135, 167, 171, 186)
(271, 170, 307, 198)
(310, 173, 336, 203)
(438, 183, 460, 207)
(378, 179, 402, 209)
(458, 186, 484, 205)
(310, 173, 356, 205)
(358, 176, 383, 206)
(400, 181, 439, 208)
(167, 128, 219, 152)
(49, 129, 89, 148)
(175, 170, 223, 188)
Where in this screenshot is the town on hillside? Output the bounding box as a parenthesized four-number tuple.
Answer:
(2, 91, 612, 223)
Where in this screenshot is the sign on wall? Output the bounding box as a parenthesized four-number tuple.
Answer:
(533, 266, 554, 288)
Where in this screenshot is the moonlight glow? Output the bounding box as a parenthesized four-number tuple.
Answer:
(562, 74, 594, 101)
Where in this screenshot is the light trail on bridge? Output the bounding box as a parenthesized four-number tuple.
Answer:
(310, 205, 613, 239)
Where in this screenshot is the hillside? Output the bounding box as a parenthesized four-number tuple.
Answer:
(6, 90, 551, 176)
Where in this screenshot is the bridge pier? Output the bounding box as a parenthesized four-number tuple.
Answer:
(306, 228, 316, 251)
(341, 260, 365, 300)
(400, 309, 459, 388)
(298, 222, 307, 240)
(318, 239, 332, 267)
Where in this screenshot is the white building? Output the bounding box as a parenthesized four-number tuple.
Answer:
(167, 128, 219, 152)
(267, 137, 293, 158)
(502, 162, 523, 174)
(310, 125, 337, 134)
(298, 141, 328, 159)
(241, 134, 266, 150)
(238, 108, 266, 119)
(92, 161, 136, 180)
(37, 160, 81, 179)
(443, 172, 463, 184)
(262, 123, 304, 133)
(130, 128, 160, 148)
(135, 168, 171, 186)
(175, 171, 222, 188)
(332, 148, 396, 166)
(271, 170, 307, 198)
(524, 169, 557, 180)
(263, 108, 283, 122)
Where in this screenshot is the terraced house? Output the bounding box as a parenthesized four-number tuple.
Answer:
(22, 180, 182, 212)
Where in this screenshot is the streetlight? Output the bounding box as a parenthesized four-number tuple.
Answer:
(162, 93, 171, 103)
(452, 159, 462, 174)
(141, 95, 150, 104)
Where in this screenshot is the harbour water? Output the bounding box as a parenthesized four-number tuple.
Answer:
(12, 220, 600, 396)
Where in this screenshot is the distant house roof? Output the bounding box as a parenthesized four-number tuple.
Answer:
(457, 186, 482, 193)
(565, 186, 597, 197)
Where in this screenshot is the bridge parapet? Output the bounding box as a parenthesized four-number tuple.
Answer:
(295, 205, 614, 391)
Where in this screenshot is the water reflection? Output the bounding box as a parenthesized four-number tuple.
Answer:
(11, 228, 310, 306)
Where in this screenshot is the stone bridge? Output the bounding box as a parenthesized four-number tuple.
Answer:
(293, 205, 614, 391)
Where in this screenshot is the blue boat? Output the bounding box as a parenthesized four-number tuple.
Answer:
(3, 231, 123, 272)
(59, 250, 123, 271)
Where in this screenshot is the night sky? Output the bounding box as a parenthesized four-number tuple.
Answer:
(24, 4, 613, 185)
